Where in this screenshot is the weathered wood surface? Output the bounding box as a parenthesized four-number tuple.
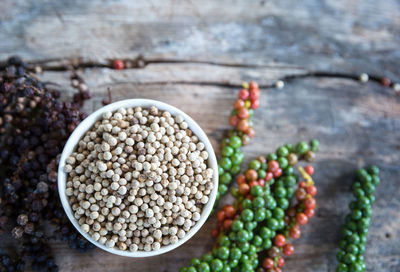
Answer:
(1, 0, 400, 271)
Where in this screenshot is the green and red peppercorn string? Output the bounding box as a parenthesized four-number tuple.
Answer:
(215, 82, 262, 209)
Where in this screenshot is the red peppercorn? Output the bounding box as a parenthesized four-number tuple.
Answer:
(249, 81, 259, 90)
(268, 160, 279, 172)
(217, 210, 225, 222)
(239, 183, 250, 195)
(296, 213, 308, 225)
(245, 169, 258, 181)
(250, 180, 259, 188)
(258, 179, 266, 187)
(304, 208, 315, 218)
(223, 219, 233, 230)
(238, 89, 249, 100)
(304, 197, 316, 209)
(262, 258, 274, 269)
(211, 228, 219, 238)
(304, 165, 314, 175)
(236, 174, 246, 185)
(246, 127, 255, 138)
(223, 205, 236, 218)
(295, 188, 307, 201)
(381, 77, 391, 87)
(299, 181, 307, 188)
(266, 172, 274, 181)
(229, 115, 239, 126)
(249, 88, 260, 100)
(237, 119, 250, 132)
(275, 268, 282, 272)
(237, 107, 250, 119)
(283, 243, 294, 256)
(234, 99, 245, 110)
(289, 225, 301, 239)
(112, 59, 125, 70)
(277, 257, 285, 268)
(273, 168, 282, 178)
(274, 234, 286, 247)
(306, 185, 317, 197)
(251, 99, 260, 109)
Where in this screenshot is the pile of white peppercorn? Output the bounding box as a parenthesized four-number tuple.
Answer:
(64, 106, 214, 252)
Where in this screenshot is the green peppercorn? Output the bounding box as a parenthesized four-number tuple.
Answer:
(252, 197, 265, 209)
(343, 253, 356, 265)
(254, 209, 266, 222)
(231, 152, 244, 165)
(220, 172, 232, 185)
(272, 207, 285, 219)
(276, 146, 289, 157)
(285, 143, 295, 152)
(222, 146, 234, 157)
(250, 185, 263, 197)
(252, 235, 263, 247)
(336, 250, 346, 262)
(191, 258, 201, 267)
(211, 259, 224, 272)
(249, 160, 261, 170)
(336, 263, 348, 272)
(267, 218, 279, 231)
(257, 169, 266, 179)
(231, 165, 241, 175)
(274, 186, 286, 198)
(346, 244, 359, 255)
(217, 246, 230, 260)
(187, 267, 196, 272)
(277, 157, 288, 169)
(262, 238, 272, 250)
(239, 242, 250, 253)
(198, 262, 210, 272)
(218, 235, 230, 247)
(229, 231, 236, 242)
(310, 139, 319, 151)
(221, 266, 231, 272)
(267, 153, 277, 161)
(218, 165, 224, 176)
(218, 184, 228, 195)
(237, 230, 250, 243)
(245, 221, 257, 232)
(242, 199, 253, 209)
(228, 136, 242, 148)
(229, 259, 238, 268)
(230, 248, 242, 260)
(220, 157, 232, 171)
(179, 267, 188, 272)
(295, 141, 309, 155)
(231, 220, 244, 231)
(202, 253, 213, 262)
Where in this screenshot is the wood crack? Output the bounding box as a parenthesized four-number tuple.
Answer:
(0, 57, 393, 89)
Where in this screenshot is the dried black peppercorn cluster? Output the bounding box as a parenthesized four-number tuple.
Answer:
(0, 56, 94, 271)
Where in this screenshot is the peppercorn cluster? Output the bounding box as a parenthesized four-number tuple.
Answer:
(215, 82, 261, 208)
(336, 166, 380, 272)
(65, 106, 214, 252)
(179, 139, 319, 272)
(0, 56, 94, 271)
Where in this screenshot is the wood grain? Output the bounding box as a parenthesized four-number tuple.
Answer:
(0, 0, 400, 271)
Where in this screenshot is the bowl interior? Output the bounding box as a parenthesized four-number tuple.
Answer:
(58, 98, 219, 257)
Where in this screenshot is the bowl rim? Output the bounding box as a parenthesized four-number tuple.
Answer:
(58, 98, 219, 257)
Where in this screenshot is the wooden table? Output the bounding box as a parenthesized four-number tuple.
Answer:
(1, 1, 399, 271)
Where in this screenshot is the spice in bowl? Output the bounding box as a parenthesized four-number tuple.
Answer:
(63, 105, 214, 252)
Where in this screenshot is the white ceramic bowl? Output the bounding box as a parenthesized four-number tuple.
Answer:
(58, 99, 218, 257)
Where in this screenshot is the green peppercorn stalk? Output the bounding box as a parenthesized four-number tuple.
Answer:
(179, 140, 319, 272)
(336, 166, 380, 272)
